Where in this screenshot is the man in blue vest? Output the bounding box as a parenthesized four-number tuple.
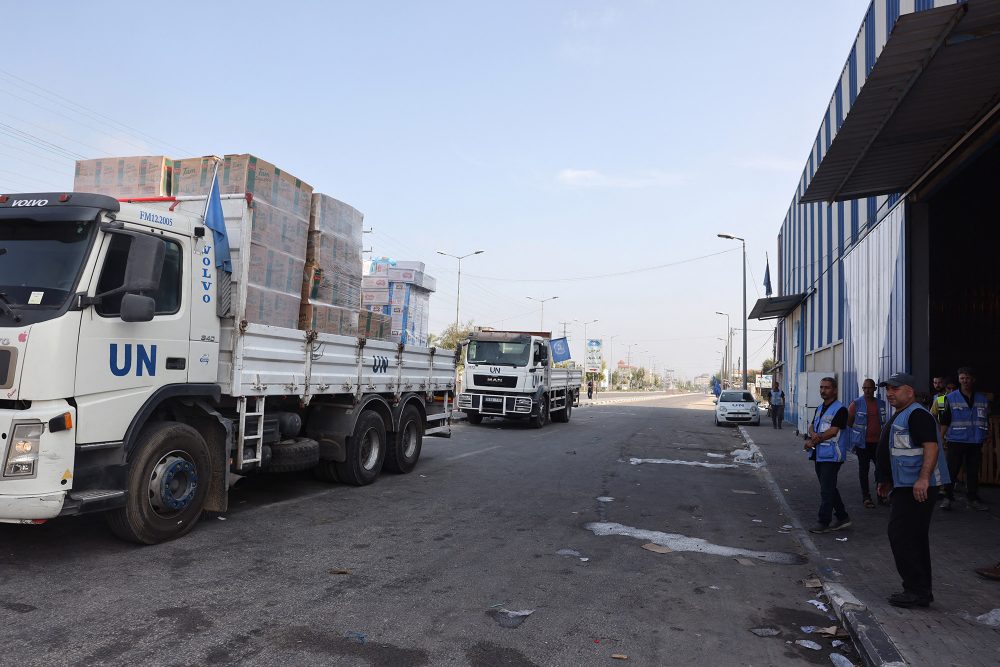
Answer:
(804, 376, 851, 534)
(770, 384, 784, 429)
(876, 372, 950, 608)
(938, 367, 991, 511)
(848, 378, 886, 509)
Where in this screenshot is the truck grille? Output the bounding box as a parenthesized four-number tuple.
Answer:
(474, 374, 517, 388)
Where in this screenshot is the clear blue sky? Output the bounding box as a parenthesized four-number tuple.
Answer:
(2, 0, 870, 378)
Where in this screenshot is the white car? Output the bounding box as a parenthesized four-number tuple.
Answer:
(714, 390, 761, 426)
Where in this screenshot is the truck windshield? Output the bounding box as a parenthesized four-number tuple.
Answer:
(467, 340, 531, 367)
(0, 219, 96, 312)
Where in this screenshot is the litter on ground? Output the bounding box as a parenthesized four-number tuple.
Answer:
(835, 537, 848, 542)
(732, 489, 758, 495)
(830, 653, 855, 667)
(749, 628, 780, 637)
(807, 599, 830, 612)
(735, 558, 755, 566)
(642, 543, 673, 554)
(976, 608, 1000, 627)
(794, 639, 822, 650)
(800, 626, 816, 634)
(487, 608, 534, 629)
(801, 578, 823, 588)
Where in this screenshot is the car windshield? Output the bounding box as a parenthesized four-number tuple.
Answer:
(720, 391, 754, 402)
(0, 219, 96, 313)
(467, 340, 531, 367)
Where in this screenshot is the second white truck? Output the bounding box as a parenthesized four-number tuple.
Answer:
(457, 330, 581, 427)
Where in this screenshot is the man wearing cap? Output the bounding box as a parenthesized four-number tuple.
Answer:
(938, 367, 991, 511)
(876, 373, 950, 608)
(804, 376, 851, 534)
(848, 378, 886, 509)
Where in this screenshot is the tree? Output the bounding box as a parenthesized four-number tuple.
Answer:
(434, 320, 476, 350)
(761, 358, 778, 375)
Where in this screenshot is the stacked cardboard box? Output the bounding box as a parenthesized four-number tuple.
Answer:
(362, 258, 434, 347)
(299, 194, 364, 336)
(172, 154, 314, 329)
(74, 156, 174, 198)
(359, 310, 392, 340)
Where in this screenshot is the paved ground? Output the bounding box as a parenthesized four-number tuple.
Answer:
(750, 417, 1000, 667)
(1, 395, 864, 666)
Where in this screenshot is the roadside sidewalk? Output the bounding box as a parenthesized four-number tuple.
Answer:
(744, 423, 1000, 666)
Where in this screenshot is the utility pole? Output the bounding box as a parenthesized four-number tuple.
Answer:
(558, 321, 572, 339)
(717, 234, 748, 389)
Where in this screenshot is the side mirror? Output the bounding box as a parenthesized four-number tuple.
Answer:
(123, 233, 166, 292)
(120, 294, 155, 322)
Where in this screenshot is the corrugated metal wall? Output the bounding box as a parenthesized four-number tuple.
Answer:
(774, 0, 957, 403)
(842, 204, 908, 398)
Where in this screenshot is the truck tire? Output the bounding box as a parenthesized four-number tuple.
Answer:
(384, 405, 423, 474)
(553, 399, 572, 423)
(335, 410, 386, 486)
(106, 421, 211, 545)
(531, 396, 549, 429)
(267, 437, 319, 473)
(466, 411, 483, 425)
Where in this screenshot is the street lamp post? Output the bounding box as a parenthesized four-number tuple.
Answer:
(608, 335, 619, 391)
(437, 249, 484, 330)
(717, 234, 747, 389)
(526, 296, 558, 331)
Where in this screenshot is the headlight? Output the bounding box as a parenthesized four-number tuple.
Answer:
(515, 398, 532, 408)
(718, 406, 727, 414)
(5, 422, 42, 478)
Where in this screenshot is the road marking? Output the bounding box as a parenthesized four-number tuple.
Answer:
(585, 522, 803, 564)
(628, 457, 737, 469)
(446, 445, 504, 461)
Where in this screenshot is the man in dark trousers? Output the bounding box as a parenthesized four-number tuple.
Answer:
(848, 378, 886, 508)
(877, 373, 950, 608)
(938, 367, 991, 511)
(770, 384, 785, 429)
(804, 376, 851, 534)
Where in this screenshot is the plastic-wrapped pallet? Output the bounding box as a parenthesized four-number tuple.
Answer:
(299, 194, 364, 335)
(359, 310, 392, 340)
(74, 156, 174, 198)
(173, 154, 314, 329)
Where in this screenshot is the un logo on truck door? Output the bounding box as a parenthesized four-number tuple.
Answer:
(372, 355, 389, 373)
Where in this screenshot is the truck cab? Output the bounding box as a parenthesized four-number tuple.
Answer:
(458, 331, 580, 428)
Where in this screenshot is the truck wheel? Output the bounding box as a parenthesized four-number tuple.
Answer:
(335, 410, 386, 486)
(106, 422, 210, 545)
(531, 397, 549, 429)
(553, 400, 572, 423)
(384, 405, 423, 474)
(267, 437, 319, 473)
(466, 411, 483, 425)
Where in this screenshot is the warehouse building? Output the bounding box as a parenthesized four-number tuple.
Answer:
(749, 0, 1000, 431)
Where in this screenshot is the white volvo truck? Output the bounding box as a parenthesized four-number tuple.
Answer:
(0, 192, 455, 543)
(457, 330, 581, 427)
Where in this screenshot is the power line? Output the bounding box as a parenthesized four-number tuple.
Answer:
(464, 248, 738, 282)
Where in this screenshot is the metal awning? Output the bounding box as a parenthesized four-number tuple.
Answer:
(801, 0, 1000, 203)
(748, 292, 808, 320)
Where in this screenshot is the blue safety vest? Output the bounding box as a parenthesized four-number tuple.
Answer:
(812, 400, 848, 462)
(850, 396, 886, 449)
(890, 403, 950, 488)
(771, 390, 783, 406)
(944, 390, 989, 444)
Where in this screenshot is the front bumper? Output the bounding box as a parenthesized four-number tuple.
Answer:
(0, 400, 77, 522)
(718, 411, 759, 423)
(458, 392, 533, 416)
(0, 491, 65, 523)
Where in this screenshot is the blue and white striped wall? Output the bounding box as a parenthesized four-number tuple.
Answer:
(775, 0, 954, 410)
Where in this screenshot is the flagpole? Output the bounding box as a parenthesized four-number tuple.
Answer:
(203, 158, 222, 219)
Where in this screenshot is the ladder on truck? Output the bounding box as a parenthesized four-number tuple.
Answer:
(236, 396, 265, 469)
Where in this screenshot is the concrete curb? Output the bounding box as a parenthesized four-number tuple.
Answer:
(735, 427, 906, 667)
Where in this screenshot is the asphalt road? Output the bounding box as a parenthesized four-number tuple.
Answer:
(0, 395, 855, 666)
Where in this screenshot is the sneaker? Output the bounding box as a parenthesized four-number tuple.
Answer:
(940, 497, 952, 511)
(830, 517, 852, 531)
(808, 523, 831, 534)
(888, 591, 932, 608)
(974, 563, 1000, 581)
(969, 499, 990, 512)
